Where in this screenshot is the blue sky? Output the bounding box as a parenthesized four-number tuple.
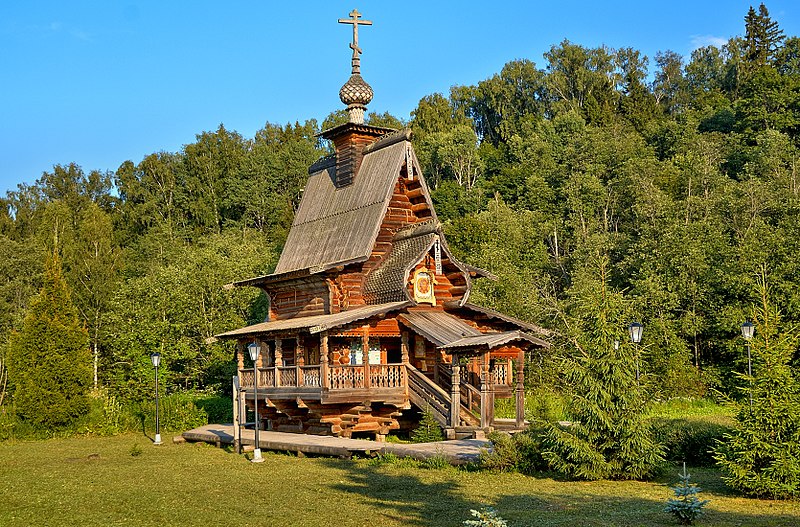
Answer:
(1, 1, 798, 194)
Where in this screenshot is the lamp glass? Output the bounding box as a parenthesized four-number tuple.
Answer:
(628, 322, 644, 344)
(150, 352, 160, 368)
(741, 321, 755, 340)
(247, 342, 261, 362)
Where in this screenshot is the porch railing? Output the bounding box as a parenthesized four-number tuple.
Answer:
(239, 363, 404, 391)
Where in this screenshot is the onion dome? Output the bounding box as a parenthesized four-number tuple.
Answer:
(339, 74, 373, 124)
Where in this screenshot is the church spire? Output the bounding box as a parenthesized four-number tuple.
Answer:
(338, 9, 373, 124)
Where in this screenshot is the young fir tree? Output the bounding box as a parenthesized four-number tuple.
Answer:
(540, 257, 664, 480)
(6, 253, 91, 428)
(714, 281, 800, 499)
(665, 462, 710, 525)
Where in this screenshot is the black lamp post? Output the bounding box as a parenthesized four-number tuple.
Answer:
(247, 341, 264, 463)
(741, 320, 754, 409)
(628, 322, 644, 382)
(150, 352, 162, 445)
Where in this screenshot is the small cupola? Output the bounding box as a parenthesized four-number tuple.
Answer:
(319, 9, 396, 188)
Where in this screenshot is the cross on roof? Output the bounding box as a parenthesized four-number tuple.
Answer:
(338, 9, 372, 73)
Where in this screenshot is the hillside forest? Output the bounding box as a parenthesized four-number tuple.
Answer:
(1, 5, 799, 428)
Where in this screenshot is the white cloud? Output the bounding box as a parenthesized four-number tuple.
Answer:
(690, 35, 728, 50)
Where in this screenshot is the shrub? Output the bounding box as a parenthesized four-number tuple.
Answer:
(129, 393, 207, 433)
(422, 453, 451, 470)
(193, 394, 233, 424)
(652, 418, 731, 467)
(480, 430, 547, 474)
(464, 507, 508, 527)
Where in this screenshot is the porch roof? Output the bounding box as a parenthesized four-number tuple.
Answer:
(216, 301, 411, 339)
(397, 310, 481, 347)
(440, 330, 550, 353)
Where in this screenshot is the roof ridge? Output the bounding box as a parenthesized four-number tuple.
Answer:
(362, 128, 412, 155)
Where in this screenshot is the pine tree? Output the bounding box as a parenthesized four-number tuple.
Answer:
(714, 280, 800, 499)
(744, 3, 785, 67)
(540, 256, 664, 480)
(411, 405, 444, 443)
(5, 253, 91, 428)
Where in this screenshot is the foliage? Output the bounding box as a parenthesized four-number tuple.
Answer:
(129, 393, 208, 434)
(463, 507, 509, 527)
(410, 406, 444, 443)
(5, 255, 91, 429)
(479, 430, 547, 475)
(665, 463, 710, 525)
(714, 281, 800, 499)
(652, 418, 732, 467)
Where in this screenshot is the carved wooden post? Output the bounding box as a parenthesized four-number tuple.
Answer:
(274, 338, 282, 387)
(232, 375, 241, 454)
(296, 337, 304, 387)
(401, 331, 410, 364)
(480, 350, 490, 429)
(516, 349, 525, 428)
(320, 332, 330, 389)
(236, 341, 245, 377)
(362, 327, 371, 389)
(450, 359, 461, 427)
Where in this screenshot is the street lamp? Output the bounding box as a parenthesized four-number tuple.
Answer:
(629, 322, 643, 382)
(741, 320, 754, 409)
(247, 341, 264, 463)
(150, 352, 162, 445)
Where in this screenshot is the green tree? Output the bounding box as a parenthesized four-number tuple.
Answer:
(541, 256, 664, 480)
(714, 280, 800, 499)
(5, 254, 91, 428)
(743, 3, 785, 68)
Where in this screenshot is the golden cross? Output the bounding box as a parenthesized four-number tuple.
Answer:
(338, 9, 372, 60)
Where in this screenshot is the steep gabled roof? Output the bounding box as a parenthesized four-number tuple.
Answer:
(273, 131, 435, 276)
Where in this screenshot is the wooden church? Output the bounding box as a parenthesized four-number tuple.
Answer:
(218, 10, 550, 440)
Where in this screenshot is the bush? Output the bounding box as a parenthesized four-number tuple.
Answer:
(128, 393, 207, 433)
(479, 429, 547, 474)
(193, 394, 233, 424)
(652, 418, 731, 467)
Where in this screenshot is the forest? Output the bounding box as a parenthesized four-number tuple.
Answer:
(0, 4, 798, 439)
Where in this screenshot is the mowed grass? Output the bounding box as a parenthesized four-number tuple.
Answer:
(1, 433, 798, 527)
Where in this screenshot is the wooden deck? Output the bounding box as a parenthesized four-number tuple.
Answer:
(182, 424, 489, 465)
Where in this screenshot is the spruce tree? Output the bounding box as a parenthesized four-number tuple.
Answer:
(540, 257, 664, 480)
(6, 254, 91, 428)
(714, 281, 800, 499)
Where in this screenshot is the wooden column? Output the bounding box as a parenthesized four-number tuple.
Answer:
(256, 339, 265, 368)
(320, 332, 330, 389)
(296, 337, 304, 387)
(362, 327, 371, 389)
(274, 338, 282, 387)
(401, 331, 410, 364)
(232, 375, 241, 454)
(434, 349, 441, 384)
(480, 350, 491, 429)
(516, 349, 525, 428)
(450, 360, 461, 427)
(236, 342, 245, 372)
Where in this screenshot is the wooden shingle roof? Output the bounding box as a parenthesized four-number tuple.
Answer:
(274, 136, 413, 275)
(397, 311, 481, 347)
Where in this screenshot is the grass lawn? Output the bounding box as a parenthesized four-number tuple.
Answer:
(1, 433, 798, 527)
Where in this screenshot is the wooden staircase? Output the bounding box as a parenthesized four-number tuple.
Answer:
(406, 364, 482, 438)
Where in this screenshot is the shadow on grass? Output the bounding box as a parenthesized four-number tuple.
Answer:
(319, 458, 800, 527)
